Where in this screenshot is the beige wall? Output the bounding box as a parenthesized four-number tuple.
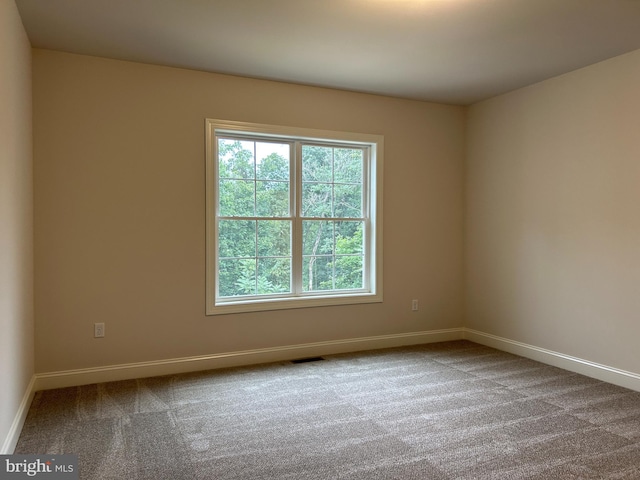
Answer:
(466, 49, 640, 373)
(16, 17, 640, 392)
(33, 49, 465, 372)
(0, 0, 34, 451)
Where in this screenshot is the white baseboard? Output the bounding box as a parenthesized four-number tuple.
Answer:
(12, 326, 639, 454)
(1, 375, 36, 454)
(34, 328, 464, 391)
(32, 326, 640, 394)
(463, 328, 640, 393)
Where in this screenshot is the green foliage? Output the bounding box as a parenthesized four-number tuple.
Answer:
(302, 221, 364, 291)
(302, 145, 363, 218)
(234, 259, 277, 295)
(334, 223, 364, 289)
(217, 137, 365, 298)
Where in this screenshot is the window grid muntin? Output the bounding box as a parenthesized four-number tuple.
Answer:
(217, 217, 293, 298)
(217, 137, 368, 301)
(216, 134, 295, 300)
(217, 136, 291, 219)
(209, 121, 379, 311)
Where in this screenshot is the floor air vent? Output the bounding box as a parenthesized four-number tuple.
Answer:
(291, 356, 325, 364)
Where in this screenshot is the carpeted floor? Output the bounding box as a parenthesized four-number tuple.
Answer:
(15, 340, 640, 479)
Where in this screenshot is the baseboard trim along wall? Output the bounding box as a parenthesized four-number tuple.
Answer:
(7, 327, 640, 452)
(1, 375, 36, 454)
(30, 327, 640, 393)
(463, 329, 640, 393)
(34, 328, 464, 391)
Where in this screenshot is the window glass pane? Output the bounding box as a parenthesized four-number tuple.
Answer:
(219, 258, 256, 296)
(303, 220, 334, 256)
(218, 220, 256, 258)
(302, 182, 332, 217)
(219, 179, 254, 217)
(257, 220, 291, 257)
(302, 256, 333, 291)
(210, 121, 378, 310)
(334, 184, 362, 218)
(302, 221, 364, 292)
(257, 258, 291, 294)
(256, 180, 289, 217)
(218, 139, 255, 179)
(335, 221, 363, 255)
(334, 148, 363, 184)
(302, 145, 332, 182)
(335, 255, 364, 289)
(256, 142, 289, 181)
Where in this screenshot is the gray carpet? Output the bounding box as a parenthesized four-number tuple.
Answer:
(15, 341, 640, 479)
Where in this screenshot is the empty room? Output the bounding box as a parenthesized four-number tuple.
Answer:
(2, 0, 640, 478)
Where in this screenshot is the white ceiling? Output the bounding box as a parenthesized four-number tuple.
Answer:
(15, 0, 640, 105)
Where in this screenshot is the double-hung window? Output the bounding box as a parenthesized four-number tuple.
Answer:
(206, 119, 383, 314)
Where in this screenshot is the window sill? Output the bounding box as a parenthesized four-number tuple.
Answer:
(207, 292, 383, 315)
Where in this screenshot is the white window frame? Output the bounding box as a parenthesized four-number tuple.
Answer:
(206, 119, 383, 315)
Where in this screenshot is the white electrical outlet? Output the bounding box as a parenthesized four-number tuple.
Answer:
(411, 299, 419, 311)
(94, 322, 105, 338)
